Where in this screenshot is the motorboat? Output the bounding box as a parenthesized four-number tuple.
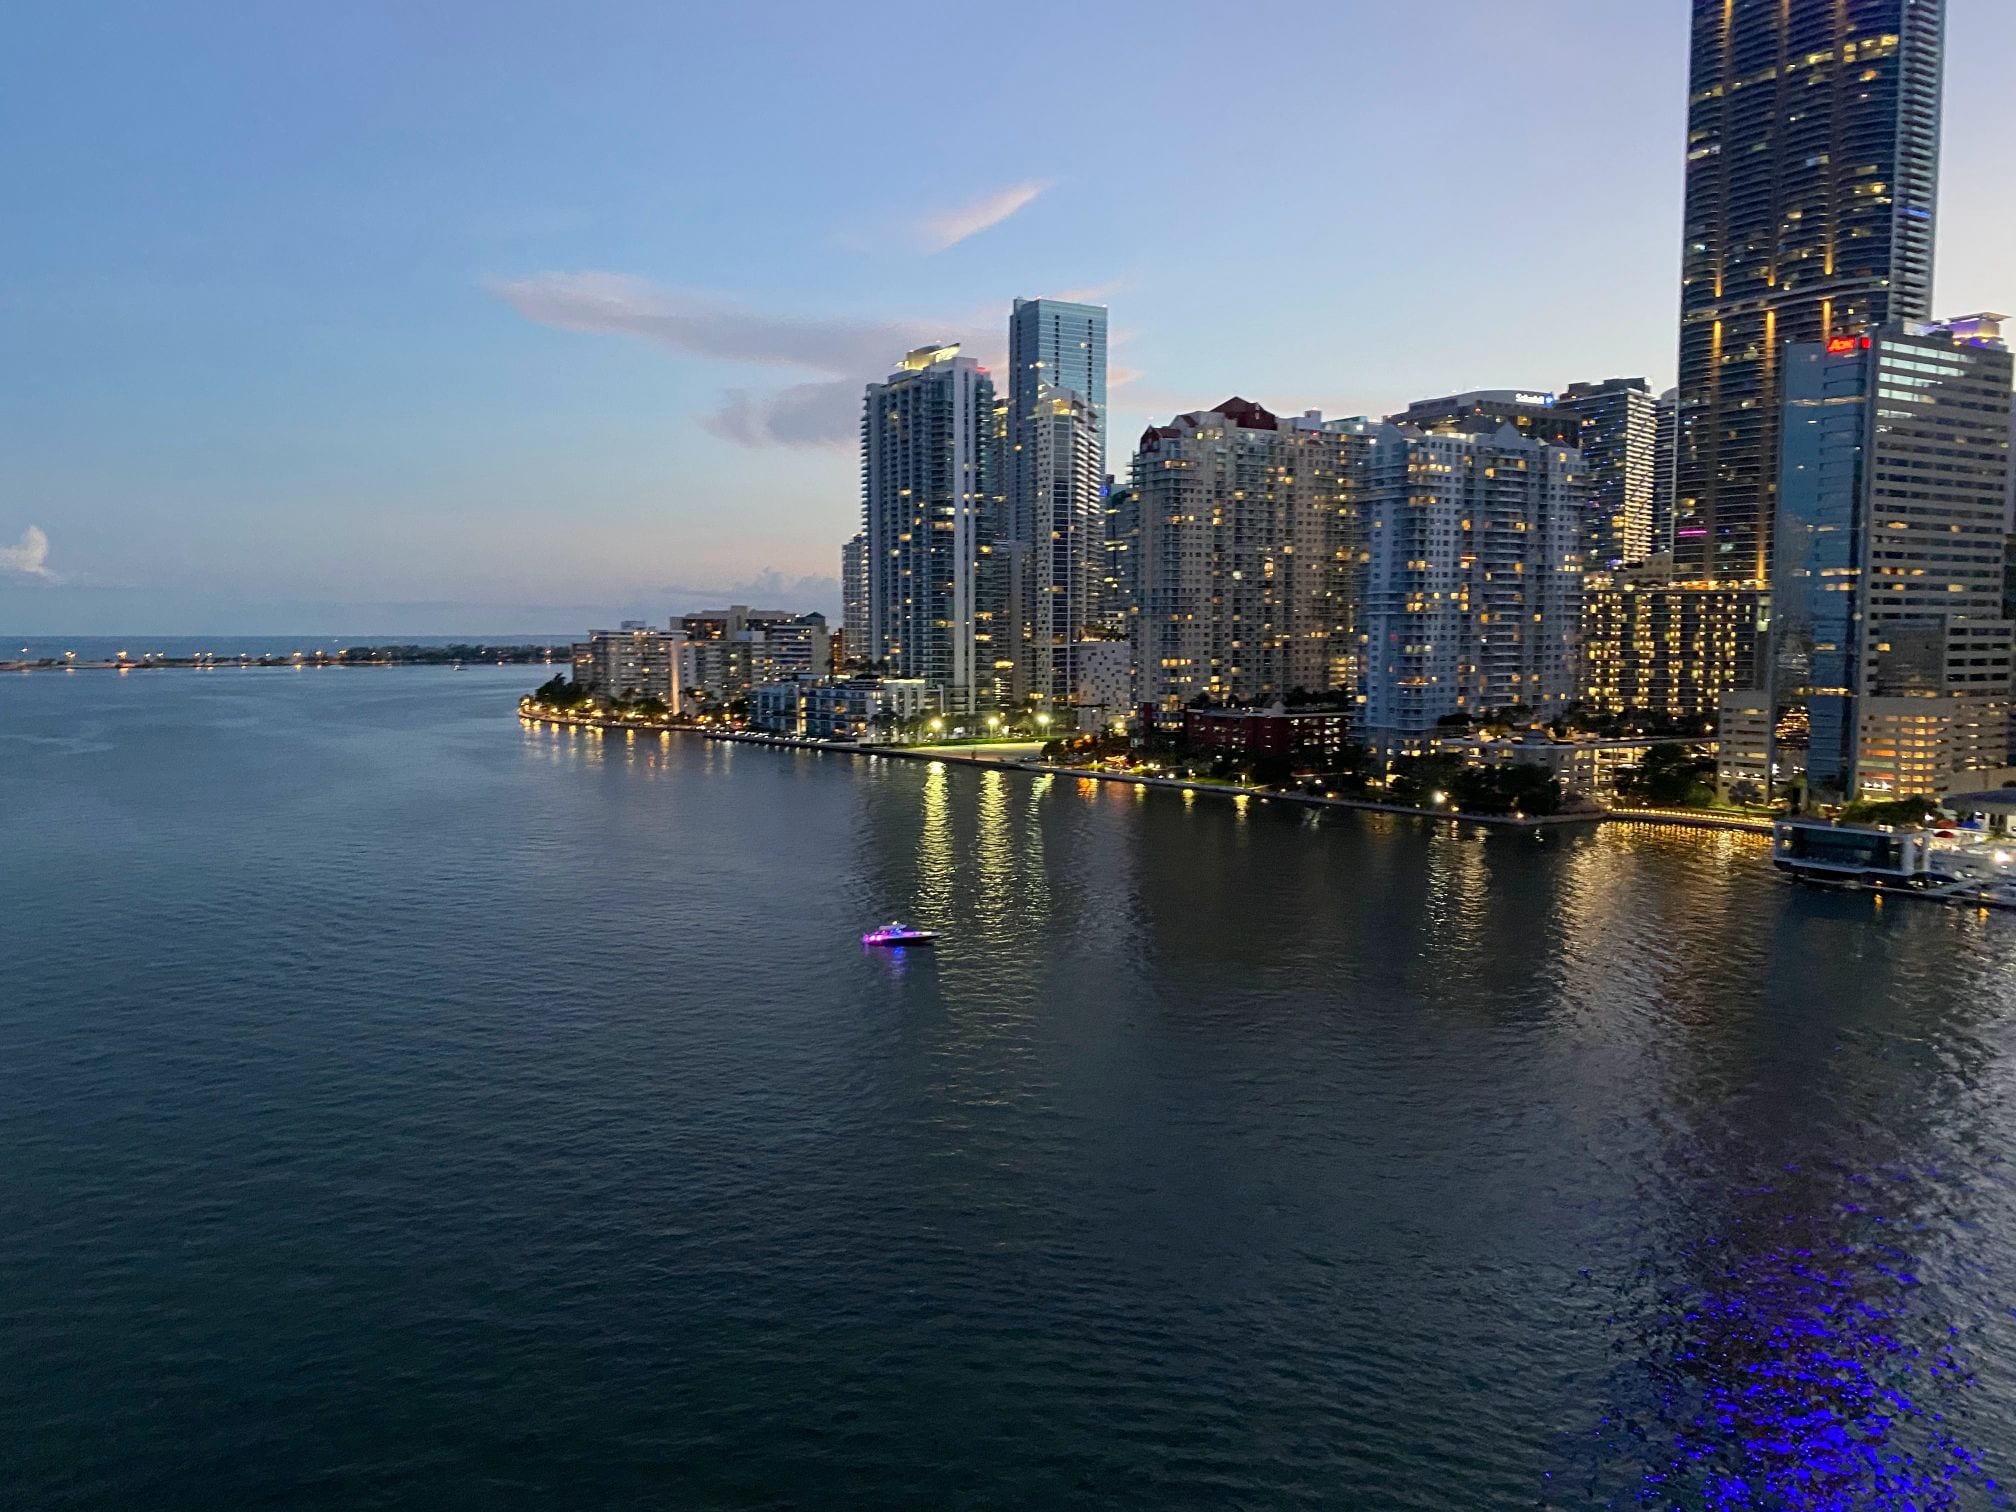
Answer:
(862, 921, 939, 948)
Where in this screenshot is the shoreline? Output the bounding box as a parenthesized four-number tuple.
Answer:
(517, 704, 1778, 835)
(6, 655, 567, 673)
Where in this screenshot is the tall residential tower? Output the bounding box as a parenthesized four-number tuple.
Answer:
(1556, 377, 1657, 570)
(1133, 400, 1362, 712)
(1006, 298, 1109, 706)
(861, 343, 996, 713)
(1675, 0, 1945, 585)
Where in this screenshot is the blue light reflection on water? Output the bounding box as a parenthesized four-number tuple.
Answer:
(1562, 1166, 2007, 1509)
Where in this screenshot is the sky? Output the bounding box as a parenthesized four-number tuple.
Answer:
(4, 1, 2013, 635)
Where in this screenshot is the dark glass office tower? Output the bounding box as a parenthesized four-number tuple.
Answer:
(1674, 0, 1944, 585)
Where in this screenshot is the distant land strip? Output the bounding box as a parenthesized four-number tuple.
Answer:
(3, 645, 572, 672)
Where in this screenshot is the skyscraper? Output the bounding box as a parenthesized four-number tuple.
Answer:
(1016, 387, 1104, 704)
(1008, 297, 1108, 460)
(1133, 400, 1361, 711)
(1652, 387, 1680, 558)
(1675, 0, 1945, 585)
(1098, 476, 1141, 640)
(840, 532, 868, 665)
(1007, 298, 1109, 706)
(1771, 314, 2013, 800)
(1556, 377, 1657, 570)
(861, 343, 996, 713)
(1357, 422, 1586, 751)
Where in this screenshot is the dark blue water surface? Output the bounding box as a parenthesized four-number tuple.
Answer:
(5, 665, 2016, 1509)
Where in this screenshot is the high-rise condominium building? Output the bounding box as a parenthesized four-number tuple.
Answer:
(1556, 378, 1657, 570)
(1772, 314, 2013, 800)
(840, 532, 869, 665)
(1014, 387, 1104, 703)
(1582, 565, 1763, 722)
(1133, 399, 1363, 711)
(572, 623, 684, 708)
(1653, 387, 1680, 558)
(1358, 423, 1586, 752)
(676, 606, 830, 704)
(1099, 477, 1141, 640)
(862, 344, 996, 713)
(1009, 297, 1108, 458)
(974, 390, 1015, 711)
(1007, 298, 1109, 707)
(1675, 0, 1945, 585)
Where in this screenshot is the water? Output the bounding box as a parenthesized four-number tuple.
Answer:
(4, 666, 2015, 1509)
(4, 635, 568, 663)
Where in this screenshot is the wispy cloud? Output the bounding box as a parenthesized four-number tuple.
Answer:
(495, 271, 1137, 450)
(917, 180, 1050, 252)
(493, 272, 938, 374)
(493, 272, 951, 447)
(0, 525, 54, 580)
(1047, 279, 1123, 305)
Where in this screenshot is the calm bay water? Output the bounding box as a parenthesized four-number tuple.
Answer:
(5, 664, 2016, 1508)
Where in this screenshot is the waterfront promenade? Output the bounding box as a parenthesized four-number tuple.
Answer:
(516, 703, 1774, 836)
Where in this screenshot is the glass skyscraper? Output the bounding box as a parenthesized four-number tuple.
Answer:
(1008, 297, 1108, 459)
(1006, 297, 1109, 705)
(860, 343, 996, 713)
(1675, 0, 1945, 585)
(1772, 316, 2012, 799)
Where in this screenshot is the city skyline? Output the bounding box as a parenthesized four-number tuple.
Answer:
(6, 1, 2016, 633)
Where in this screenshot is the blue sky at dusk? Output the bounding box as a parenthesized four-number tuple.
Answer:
(5, 1, 2013, 634)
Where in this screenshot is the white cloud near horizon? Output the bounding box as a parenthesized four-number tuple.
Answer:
(0, 525, 54, 580)
(916, 180, 1050, 252)
(493, 272, 952, 448)
(493, 272, 1062, 449)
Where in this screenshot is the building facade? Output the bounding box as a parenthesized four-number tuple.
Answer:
(861, 344, 997, 713)
(572, 623, 684, 707)
(1181, 707, 1357, 763)
(677, 606, 830, 705)
(1006, 298, 1109, 710)
(802, 675, 934, 742)
(1099, 478, 1141, 640)
(1675, 0, 1945, 586)
(1133, 399, 1363, 711)
(1653, 387, 1680, 560)
(1357, 423, 1586, 752)
(1008, 297, 1108, 456)
(1070, 639, 1134, 730)
(1556, 377, 1657, 570)
(840, 532, 869, 665)
(1389, 390, 1577, 444)
(1014, 387, 1104, 704)
(1772, 314, 2014, 800)
(1582, 569, 1764, 721)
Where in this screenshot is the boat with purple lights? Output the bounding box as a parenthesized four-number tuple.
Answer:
(862, 921, 939, 948)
